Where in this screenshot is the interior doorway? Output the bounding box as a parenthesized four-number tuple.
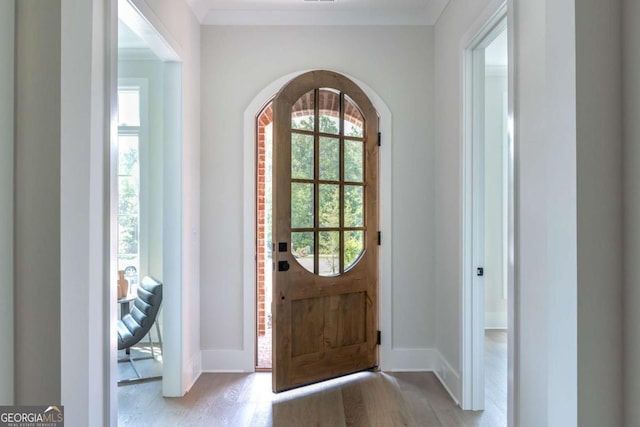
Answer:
(462, 3, 512, 424)
(481, 26, 508, 421)
(256, 103, 274, 370)
(114, 0, 183, 397)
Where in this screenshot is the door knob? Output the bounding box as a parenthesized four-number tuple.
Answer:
(278, 261, 290, 272)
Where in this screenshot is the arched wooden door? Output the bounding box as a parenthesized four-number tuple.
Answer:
(272, 70, 379, 392)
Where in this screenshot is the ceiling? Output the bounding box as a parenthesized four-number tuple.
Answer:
(185, 0, 451, 25)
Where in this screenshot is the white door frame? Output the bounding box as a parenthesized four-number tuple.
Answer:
(461, 1, 515, 420)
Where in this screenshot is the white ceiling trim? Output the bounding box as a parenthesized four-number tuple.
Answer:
(202, 9, 428, 25)
(185, 0, 450, 26)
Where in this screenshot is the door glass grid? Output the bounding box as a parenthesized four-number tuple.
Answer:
(290, 88, 366, 276)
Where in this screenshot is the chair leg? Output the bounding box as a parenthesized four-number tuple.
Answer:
(128, 356, 142, 379)
(118, 348, 162, 386)
(148, 332, 155, 359)
(155, 321, 163, 352)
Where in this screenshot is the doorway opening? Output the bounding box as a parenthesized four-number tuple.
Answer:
(248, 72, 392, 377)
(462, 3, 512, 424)
(255, 73, 380, 384)
(481, 25, 508, 421)
(114, 0, 183, 398)
(256, 103, 274, 370)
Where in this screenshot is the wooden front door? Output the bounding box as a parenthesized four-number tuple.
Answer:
(272, 70, 379, 392)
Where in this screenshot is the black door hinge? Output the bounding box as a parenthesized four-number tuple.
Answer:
(376, 330, 381, 345)
(377, 231, 381, 246)
(377, 132, 381, 147)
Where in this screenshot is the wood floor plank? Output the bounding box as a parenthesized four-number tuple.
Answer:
(118, 359, 506, 427)
(358, 373, 412, 426)
(341, 380, 371, 427)
(391, 372, 465, 427)
(386, 372, 443, 427)
(273, 386, 346, 426)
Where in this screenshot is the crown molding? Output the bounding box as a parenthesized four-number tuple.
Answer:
(185, 0, 450, 26)
(203, 9, 433, 25)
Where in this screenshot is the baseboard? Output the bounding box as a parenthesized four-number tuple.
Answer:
(197, 346, 460, 407)
(485, 311, 507, 329)
(434, 350, 461, 404)
(388, 348, 436, 371)
(383, 348, 460, 405)
(183, 351, 202, 393)
(201, 349, 253, 373)
(199, 348, 438, 373)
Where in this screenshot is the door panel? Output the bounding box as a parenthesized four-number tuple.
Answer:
(272, 70, 379, 392)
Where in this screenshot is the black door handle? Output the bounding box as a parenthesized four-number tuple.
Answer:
(278, 261, 290, 272)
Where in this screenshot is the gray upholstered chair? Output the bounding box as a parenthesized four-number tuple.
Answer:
(117, 276, 163, 384)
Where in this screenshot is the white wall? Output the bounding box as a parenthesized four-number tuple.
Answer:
(14, 0, 61, 404)
(130, 0, 202, 395)
(0, 0, 14, 405)
(200, 25, 435, 369)
(484, 73, 507, 329)
(623, 0, 640, 425)
(575, 1, 623, 426)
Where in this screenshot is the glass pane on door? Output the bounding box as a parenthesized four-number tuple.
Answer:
(319, 231, 340, 276)
(292, 133, 314, 180)
(319, 184, 340, 228)
(344, 185, 364, 228)
(292, 89, 315, 131)
(344, 95, 364, 138)
(344, 230, 364, 271)
(292, 231, 314, 274)
(319, 137, 339, 181)
(318, 89, 340, 135)
(344, 140, 364, 183)
(291, 183, 314, 228)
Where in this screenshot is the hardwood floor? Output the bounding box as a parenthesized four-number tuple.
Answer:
(118, 331, 507, 426)
(484, 329, 508, 422)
